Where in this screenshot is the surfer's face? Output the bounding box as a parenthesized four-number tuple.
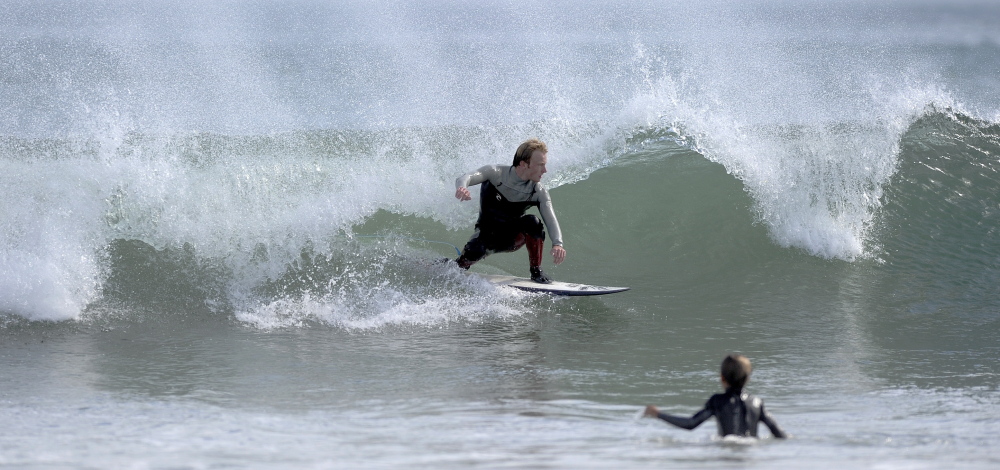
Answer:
(522, 151, 548, 183)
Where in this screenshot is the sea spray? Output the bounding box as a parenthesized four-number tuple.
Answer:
(611, 35, 962, 259)
(2, 0, 998, 323)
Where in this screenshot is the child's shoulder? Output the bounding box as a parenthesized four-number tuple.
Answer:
(704, 392, 733, 407)
(707, 390, 764, 405)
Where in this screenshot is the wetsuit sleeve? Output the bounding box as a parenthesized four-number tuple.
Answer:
(535, 187, 564, 246)
(759, 403, 787, 438)
(655, 407, 714, 431)
(456, 165, 501, 189)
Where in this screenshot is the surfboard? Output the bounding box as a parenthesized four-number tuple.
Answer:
(475, 273, 629, 296)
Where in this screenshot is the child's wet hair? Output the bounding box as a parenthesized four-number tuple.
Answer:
(721, 354, 752, 390)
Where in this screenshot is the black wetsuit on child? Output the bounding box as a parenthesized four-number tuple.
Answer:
(653, 388, 787, 438)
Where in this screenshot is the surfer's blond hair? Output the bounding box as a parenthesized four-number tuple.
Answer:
(513, 138, 547, 167)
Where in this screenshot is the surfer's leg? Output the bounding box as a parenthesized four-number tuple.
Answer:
(456, 243, 487, 269)
(487, 229, 527, 254)
(455, 232, 490, 269)
(457, 224, 525, 268)
(519, 214, 546, 240)
(517, 215, 552, 284)
(526, 236, 552, 284)
(507, 233, 527, 252)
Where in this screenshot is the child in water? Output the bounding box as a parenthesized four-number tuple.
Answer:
(644, 354, 787, 439)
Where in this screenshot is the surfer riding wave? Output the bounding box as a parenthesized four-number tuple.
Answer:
(453, 138, 566, 284)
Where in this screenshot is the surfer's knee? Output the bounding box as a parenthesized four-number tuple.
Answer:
(509, 233, 527, 251)
(521, 215, 545, 240)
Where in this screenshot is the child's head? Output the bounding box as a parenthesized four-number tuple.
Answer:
(720, 354, 752, 390)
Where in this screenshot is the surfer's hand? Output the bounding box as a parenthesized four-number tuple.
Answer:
(551, 245, 566, 265)
(455, 187, 471, 201)
(643, 405, 659, 418)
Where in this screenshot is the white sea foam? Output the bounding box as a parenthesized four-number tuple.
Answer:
(1, 0, 997, 322)
(610, 38, 967, 259)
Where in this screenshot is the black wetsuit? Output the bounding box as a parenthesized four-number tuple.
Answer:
(454, 165, 562, 273)
(460, 180, 544, 260)
(655, 388, 787, 438)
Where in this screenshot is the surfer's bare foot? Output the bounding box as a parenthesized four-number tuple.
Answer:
(530, 266, 552, 284)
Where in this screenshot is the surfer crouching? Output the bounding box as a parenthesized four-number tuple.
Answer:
(643, 354, 787, 439)
(453, 138, 566, 284)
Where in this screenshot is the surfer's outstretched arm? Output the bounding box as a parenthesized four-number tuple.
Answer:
(455, 165, 501, 201)
(644, 405, 713, 430)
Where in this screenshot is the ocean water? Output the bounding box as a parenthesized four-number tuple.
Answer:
(2, 0, 999, 468)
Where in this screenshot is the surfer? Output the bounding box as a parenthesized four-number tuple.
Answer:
(453, 138, 566, 284)
(643, 354, 787, 439)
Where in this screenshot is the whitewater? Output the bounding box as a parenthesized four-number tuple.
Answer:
(2, 1, 999, 468)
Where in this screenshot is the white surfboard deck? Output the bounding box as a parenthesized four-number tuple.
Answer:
(475, 273, 629, 296)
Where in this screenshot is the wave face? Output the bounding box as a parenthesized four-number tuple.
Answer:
(1, 0, 998, 322)
(869, 113, 1000, 318)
